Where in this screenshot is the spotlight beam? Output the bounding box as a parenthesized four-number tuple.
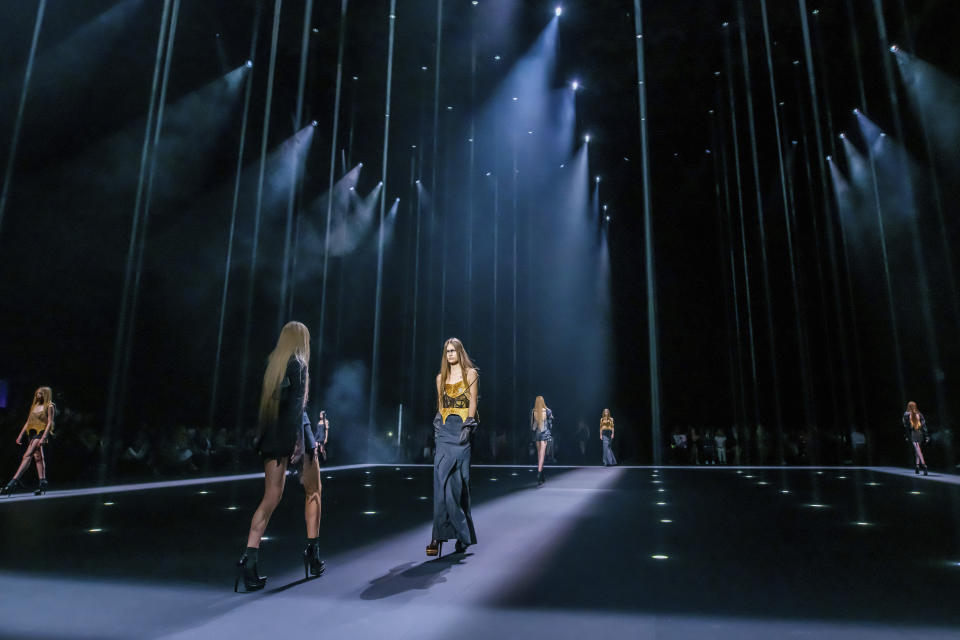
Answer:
(0, 0, 47, 235)
(633, 0, 662, 464)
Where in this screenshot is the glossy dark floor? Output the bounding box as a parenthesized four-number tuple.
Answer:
(2, 465, 959, 639)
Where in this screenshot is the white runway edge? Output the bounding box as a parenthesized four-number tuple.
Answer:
(1, 464, 957, 504)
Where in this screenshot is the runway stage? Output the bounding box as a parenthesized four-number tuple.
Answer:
(2, 465, 959, 639)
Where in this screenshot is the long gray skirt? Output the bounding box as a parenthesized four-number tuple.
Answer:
(432, 415, 477, 545)
(601, 434, 617, 466)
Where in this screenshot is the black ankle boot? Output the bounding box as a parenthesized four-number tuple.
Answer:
(915, 464, 921, 475)
(303, 539, 325, 578)
(922, 464, 929, 476)
(537, 470, 545, 487)
(1, 478, 24, 496)
(235, 548, 267, 592)
(34, 479, 48, 496)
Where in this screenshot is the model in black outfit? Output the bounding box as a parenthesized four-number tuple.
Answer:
(235, 321, 325, 592)
(902, 401, 929, 476)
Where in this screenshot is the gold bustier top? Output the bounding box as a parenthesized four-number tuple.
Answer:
(26, 404, 51, 434)
(440, 379, 470, 423)
(600, 417, 614, 433)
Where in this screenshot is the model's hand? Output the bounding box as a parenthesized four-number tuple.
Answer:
(16, 436, 22, 445)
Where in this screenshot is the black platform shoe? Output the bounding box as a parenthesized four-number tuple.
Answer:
(34, 479, 48, 496)
(303, 542, 326, 578)
(922, 464, 929, 476)
(426, 540, 443, 557)
(915, 464, 921, 475)
(1, 478, 24, 496)
(234, 552, 267, 592)
(455, 540, 468, 554)
(537, 470, 545, 487)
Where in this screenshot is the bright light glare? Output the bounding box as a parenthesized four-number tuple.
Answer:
(651, 554, 668, 560)
(584, 134, 591, 143)
(88, 528, 103, 533)
(364, 511, 377, 515)
(571, 80, 579, 91)
(555, 6, 563, 17)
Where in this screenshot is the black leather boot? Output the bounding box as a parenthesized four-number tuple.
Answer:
(922, 464, 929, 476)
(34, 479, 48, 496)
(303, 540, 325, 578)
(915, 464, 920, 475)
(234, 548, 267, 592)
(1, 478, 24, 496)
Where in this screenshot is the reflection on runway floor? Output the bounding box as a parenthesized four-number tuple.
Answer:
(1, 466, 959, 639)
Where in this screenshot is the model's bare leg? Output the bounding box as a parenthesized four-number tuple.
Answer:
(11, 439, 40, 480)
(246, 459, 287, 548)
(302, 456, 322, 538)
(913, 442, 926, 466)
(537, 441, 546, 472)
(34, 445, 46, 480)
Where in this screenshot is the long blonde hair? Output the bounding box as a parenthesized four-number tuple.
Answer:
(439, 337, 477, 387)
(32, 386, 53, 409)
(533, 396, 547, 429)
(907, 401, 921, 430)
(258, 321, 310, 431)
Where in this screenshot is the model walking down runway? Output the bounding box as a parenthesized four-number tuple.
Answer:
(531, 396, 554, 487)
(235, 321, 325, 592)
(427, 338, 479, 557)
(600, 408, 617, 466)
(2, 387, 55, 496)
(902, 401, 929, 476)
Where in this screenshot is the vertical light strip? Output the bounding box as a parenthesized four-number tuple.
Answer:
(104, 0, 172, 465)
(634, 0, 661, 464)
(237, 0, 284, 431)
(368, 0, 398, 454)
(319, 0, 348, 371)
(280, 0, 315, 325)
(211, 7, 261, 434)
(737, 0, 784, 464)
(0, 0, 47, 235)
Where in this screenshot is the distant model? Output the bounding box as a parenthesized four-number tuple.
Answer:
(235, 321, 325, 593)
(427, 338, 479, 557)
(530, 396, 554, 487)
(1, 387, 55, 496)
(600, 408, 617, 466)
(902, 401, 929, 476)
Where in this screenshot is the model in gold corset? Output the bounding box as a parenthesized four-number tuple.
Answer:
(600, 408, 617, 466)
(427, 337, 479, 557)
(2, 387, 55, 496)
